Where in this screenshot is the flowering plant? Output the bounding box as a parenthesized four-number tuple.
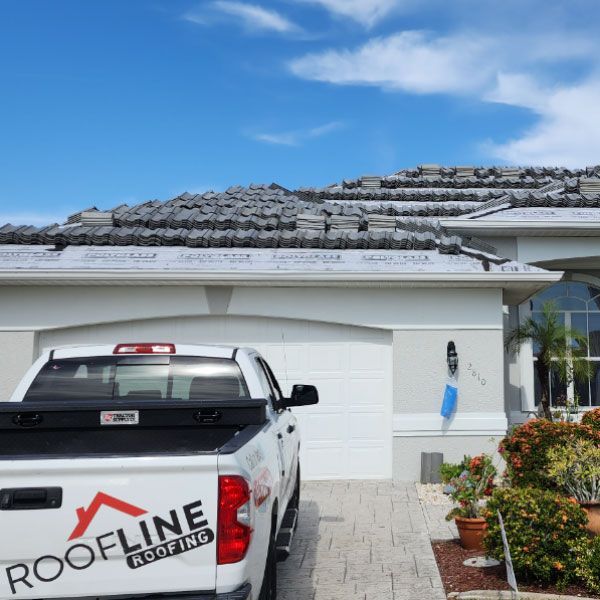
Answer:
(500, 419, 600, 488)
(445, 454, 497, 520)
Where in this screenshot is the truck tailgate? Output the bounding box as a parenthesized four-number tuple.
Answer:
(0, 455, 219, 599)
(0, 399, 267, 598)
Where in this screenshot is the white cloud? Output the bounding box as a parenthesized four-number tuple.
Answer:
(487, 78, 600, 168)
(295, 0, 399, 27)
(290, 29, 600, 166)
(185, 2, 300, 33)
(0, 212, 67, 226)
(290, 32, 496, 95)
(252, 121, 344, 146)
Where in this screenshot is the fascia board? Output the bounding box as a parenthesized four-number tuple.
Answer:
(441, 219, 600, 235)
(0, 269, 563, 285)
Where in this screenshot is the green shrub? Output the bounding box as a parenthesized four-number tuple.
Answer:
(483, 487, 588, 585)
(575, 536, 600, 594)
(546, 439, 600, 502)
(439, 457, 470, 484)
(582, 408, 600, 431)
(499, 419, 600, 488)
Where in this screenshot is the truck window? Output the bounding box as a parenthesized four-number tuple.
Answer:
(255, 358, 284, 405)
(23, 356, 249, 402)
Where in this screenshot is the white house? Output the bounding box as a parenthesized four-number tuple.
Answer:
(1, 164, 597, 480)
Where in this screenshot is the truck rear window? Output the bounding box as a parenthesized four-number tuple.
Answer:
(23, 356, 250, 402)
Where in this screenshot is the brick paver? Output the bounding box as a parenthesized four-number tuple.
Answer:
(278, 481, 454, 600)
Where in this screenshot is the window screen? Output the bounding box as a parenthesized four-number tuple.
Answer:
(24, 356, 249, 402)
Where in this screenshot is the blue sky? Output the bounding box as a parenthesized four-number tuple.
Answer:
(1, 0, 600, 224)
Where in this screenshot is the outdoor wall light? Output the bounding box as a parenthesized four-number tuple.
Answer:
(447, 341, 458, 375)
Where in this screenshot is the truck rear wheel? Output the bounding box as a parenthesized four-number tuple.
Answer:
(259, 517, 277, 600)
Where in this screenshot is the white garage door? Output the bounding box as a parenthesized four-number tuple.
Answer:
(38, 316, 393, 480)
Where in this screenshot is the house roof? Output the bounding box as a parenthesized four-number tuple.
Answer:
(1, 163, 596, 281)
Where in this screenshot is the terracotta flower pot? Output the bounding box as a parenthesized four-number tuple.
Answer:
(455, 516, 487, 551)
(580, 502, 600, 536)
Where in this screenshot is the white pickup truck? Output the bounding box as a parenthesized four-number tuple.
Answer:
(0, 343, 319, 600)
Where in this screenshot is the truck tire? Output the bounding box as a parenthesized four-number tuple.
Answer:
(259, 518, 277, 600)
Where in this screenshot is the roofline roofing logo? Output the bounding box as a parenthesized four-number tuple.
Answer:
(68, 492, 147, 541)
(5, 492, 215, 595)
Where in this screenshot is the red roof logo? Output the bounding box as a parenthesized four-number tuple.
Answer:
(68, 492, 147, 541)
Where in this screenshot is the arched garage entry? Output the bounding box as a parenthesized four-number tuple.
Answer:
(38, 316, 393, 480)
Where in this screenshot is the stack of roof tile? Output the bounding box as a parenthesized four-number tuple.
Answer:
(367, 215, 397, 230)
(329, 215, 360, 231)
(579, 178, 600, 194)
(420, 164, 441, 177)
(296, 213, 326, 230)
(360, 176, 381, 188)
(79, 211, 114, 227)
(455, 166, 475, 178)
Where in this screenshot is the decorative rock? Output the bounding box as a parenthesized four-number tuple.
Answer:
(462, 556, 501, 568)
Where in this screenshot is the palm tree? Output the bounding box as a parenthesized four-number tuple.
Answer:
(505, 300, 592, 421)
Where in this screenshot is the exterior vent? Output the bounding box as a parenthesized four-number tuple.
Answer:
(579, 178, 600, 194)
(360, 176, 381, 188)
(80, 211, 115, 227)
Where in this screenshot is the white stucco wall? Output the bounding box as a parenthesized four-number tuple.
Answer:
(0, 283, 506, 480)
(0, 285, 503, 331)
(0, 331, 36, 399)
(393, 436, 503, 481)
(393, 329, 504, 415)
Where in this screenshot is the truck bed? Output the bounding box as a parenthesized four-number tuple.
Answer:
(0, 399, 267, 459)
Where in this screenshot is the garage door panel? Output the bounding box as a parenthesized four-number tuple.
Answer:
(39, 315, 392, 480)
(303, 413, 346, 442)
(350, 344, 388, 372)
(308, 345, 346, 372)
(348, 412, 388, 440)
(349, 379, 387, 404)
(303, 446, 345, 479)
(262, 345, 308, 377)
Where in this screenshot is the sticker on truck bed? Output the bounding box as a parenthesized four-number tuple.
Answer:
(4, 492, 215, 595)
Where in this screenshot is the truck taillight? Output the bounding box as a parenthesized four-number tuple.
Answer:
(113, 343, 176, 354)
(217, 475, 252, 565)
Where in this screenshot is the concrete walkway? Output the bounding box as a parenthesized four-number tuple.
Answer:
(278, 481, 455, 600)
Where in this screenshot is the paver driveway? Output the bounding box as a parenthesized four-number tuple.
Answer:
(278, 481, 454, 600)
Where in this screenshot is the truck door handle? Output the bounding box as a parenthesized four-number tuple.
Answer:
(287, 425, 295, 434)
(0, 487, 62, 510)
(193, 409, 222, 424)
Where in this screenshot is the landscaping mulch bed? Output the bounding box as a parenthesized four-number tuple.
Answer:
(432, 539, 600, 599)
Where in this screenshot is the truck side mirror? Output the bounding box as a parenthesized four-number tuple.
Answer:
(283, 384, 319, 408)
